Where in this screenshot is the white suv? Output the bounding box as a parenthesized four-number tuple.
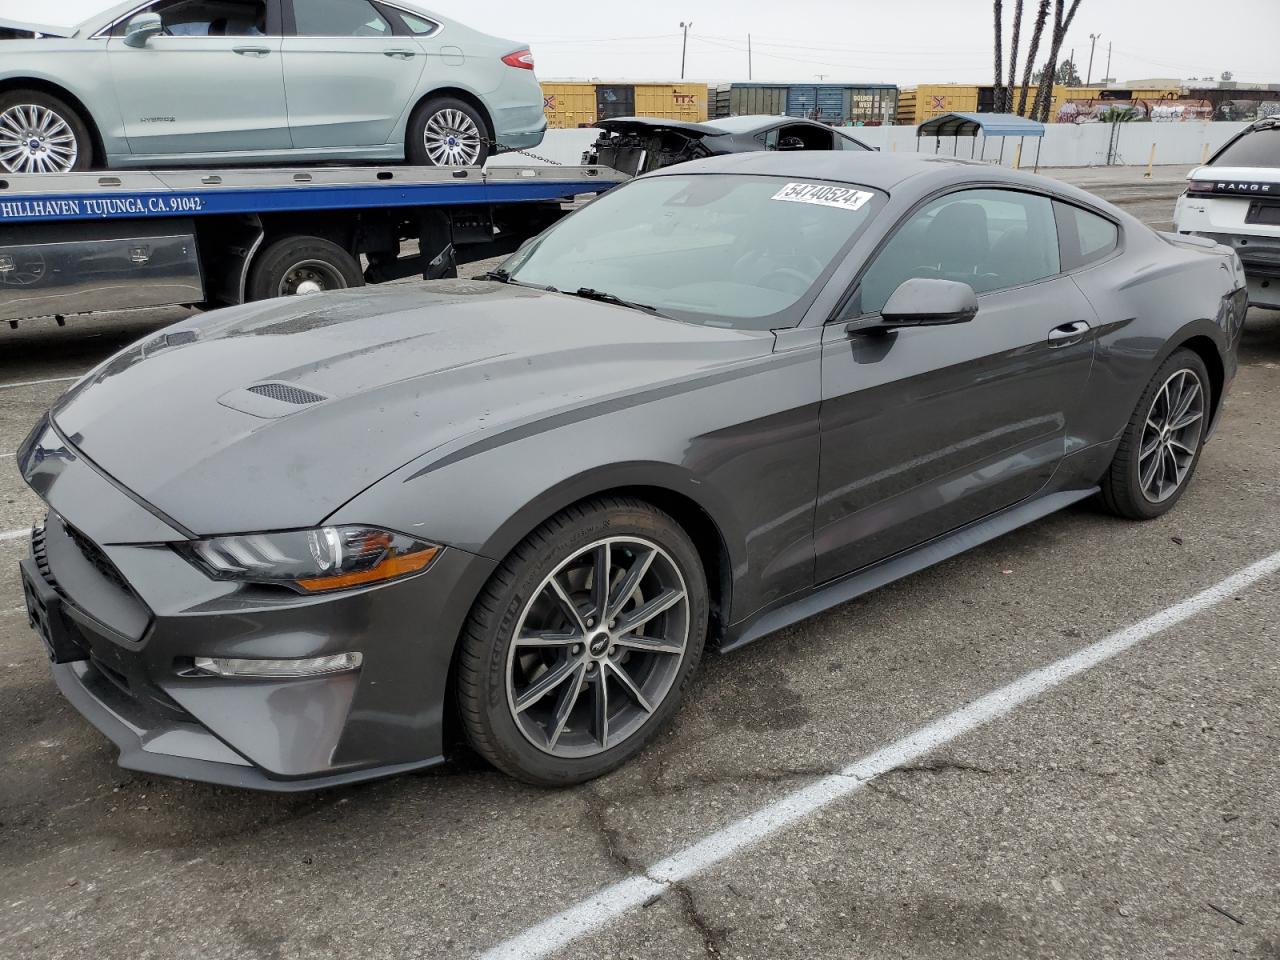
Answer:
(1174, 118, 1279, 310)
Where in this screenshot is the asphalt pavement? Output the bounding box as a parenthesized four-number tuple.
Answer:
(1, 166, 1277, 960)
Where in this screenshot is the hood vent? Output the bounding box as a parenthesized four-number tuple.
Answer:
(219, 381, 331, 419)
(247, 382, 327, 405)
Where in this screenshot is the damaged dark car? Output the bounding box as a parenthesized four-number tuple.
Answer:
(584, 114, 873, 175)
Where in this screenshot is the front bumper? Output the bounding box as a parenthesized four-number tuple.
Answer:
(18, 420, 496, 791)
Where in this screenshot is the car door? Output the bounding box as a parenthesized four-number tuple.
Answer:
(813, 187, 1097, 583)
(282, 0, 427, 149)
(105, 0, 291, 155)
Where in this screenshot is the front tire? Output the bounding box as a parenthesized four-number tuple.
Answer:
(246, 236, 364, 302)
(0, 90, 92, 174)
(407, 97, 490, 167)
(457, 497, 708, 786)
(1099, 348, 1211, 520)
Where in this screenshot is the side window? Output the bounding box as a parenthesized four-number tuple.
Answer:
(756, 128, 780, 150)
(850, 188, 1061, 317)
(293, 0, 391, 36)
(835, 132, 870, 151)
(1054, 200, 1119, 271)
(393, 10, 440, 35)
(776, 123, 833, 151)
(112, 0, 267, 36)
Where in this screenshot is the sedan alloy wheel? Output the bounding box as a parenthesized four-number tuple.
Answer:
(422, 108, 484, 167)
(0, 103, 80, 174)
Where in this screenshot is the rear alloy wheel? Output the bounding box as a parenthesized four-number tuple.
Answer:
(408, 97, 490, 167)
(246, 236, 364, 302)
(457, 498, 708, 785)
(0, 91, 92, 174)
(1099, 348, 1211, 520)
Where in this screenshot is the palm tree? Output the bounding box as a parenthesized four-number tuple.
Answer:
(1032, 0, 1083, 122)
(993, 0, 1004, 105)
(1018, 0, 1051, 116)
(1003, 0, 1024, 113)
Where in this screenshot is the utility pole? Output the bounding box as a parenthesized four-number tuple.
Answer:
(747, 33, 752, 81)
(1086, 32, 1100, 85)
(815, 73, 829, 81)
(1103, 41, 1112, 84)
(679, 21, 691, 80)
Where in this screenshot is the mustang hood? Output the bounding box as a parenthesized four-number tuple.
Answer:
(51, 281, 770, 536)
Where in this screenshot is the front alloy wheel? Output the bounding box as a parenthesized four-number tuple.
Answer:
(0, 102, 82, 174)
(507, 537, 690, 757)
(457, 497, 708, 785)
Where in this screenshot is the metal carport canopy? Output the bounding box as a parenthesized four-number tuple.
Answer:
(916, 112, 1046, 138)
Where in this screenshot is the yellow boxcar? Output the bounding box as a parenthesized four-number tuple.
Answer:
(539, 82, 598, 129)
(901, 83, 1183, 124)
(898, 84, 981, 124)
(540, 82, 708, 128)
(635, 83, 708, 123)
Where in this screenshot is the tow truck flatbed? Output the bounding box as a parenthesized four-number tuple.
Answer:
(0, 164, 626, 324)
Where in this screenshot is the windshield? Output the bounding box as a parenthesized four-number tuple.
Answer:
(1210, 124, 1279, 168)
(502, 174, 885, 330)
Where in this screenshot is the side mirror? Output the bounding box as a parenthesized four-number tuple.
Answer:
(124, 12, 163, 47)
(879, 278, 978, 327)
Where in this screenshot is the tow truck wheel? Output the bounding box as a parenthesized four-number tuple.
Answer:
(247, 236, 364, 302)
(408, 97, 490, 167)
(0, 90, 92, 174)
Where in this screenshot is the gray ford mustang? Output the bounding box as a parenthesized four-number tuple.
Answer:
(19, 153, 1247, 790)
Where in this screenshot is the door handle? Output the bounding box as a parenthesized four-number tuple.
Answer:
(233, 46, 271, 57)
(384, 48, 416, 58)
(1047, 320, 1090, 348)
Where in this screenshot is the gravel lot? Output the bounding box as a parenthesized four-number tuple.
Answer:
(1, 165, 1277, 960)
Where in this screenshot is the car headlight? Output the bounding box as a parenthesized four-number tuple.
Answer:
(178, 525, 440, 593)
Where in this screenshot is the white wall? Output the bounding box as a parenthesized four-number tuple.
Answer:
(489, 120, 1250, 170)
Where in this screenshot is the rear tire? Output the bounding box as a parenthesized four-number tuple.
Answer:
(246, 236, 364, 302)
(0, 90, 92, 173)
(407, 96, 491, 167)
(1098, 348, 1211, 520)
(456, 497, 708, 786)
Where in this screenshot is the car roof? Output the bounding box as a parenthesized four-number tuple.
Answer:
(648, 151, 990, 190)
(76, 0, 464, 35)
(645, 151, 1122, 210)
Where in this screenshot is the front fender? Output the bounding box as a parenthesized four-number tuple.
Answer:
(1, 54, 125, 154)
(326, 348, 823, 626)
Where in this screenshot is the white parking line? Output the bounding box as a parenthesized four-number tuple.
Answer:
(1, 528, 32, 543)
(0, 375, 80, 391)
(480, 549, 1280, 960)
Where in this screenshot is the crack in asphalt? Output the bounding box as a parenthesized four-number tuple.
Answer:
(669, 880, 727, 958)
(582, 785, 729, 956)
(884, 758, 996, 776)
(581, 785, 645, 875)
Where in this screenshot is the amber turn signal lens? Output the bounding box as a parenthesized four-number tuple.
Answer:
(295, 545, 440, 592)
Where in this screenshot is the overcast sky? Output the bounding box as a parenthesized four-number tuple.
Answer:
(4, 0, 1275, 86)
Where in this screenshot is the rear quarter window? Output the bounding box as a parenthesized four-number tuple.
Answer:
(1209, 126, 1279, 169)
(1054, 200, 1119, 271)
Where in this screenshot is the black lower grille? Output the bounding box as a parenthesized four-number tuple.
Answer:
(60, 520, 132, 594)
(32, 524, 55, 586)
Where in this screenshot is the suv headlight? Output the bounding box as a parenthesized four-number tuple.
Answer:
(178, 525, 440, 593)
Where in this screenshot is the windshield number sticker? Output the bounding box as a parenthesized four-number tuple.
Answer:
(771, 182, 873, 211)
